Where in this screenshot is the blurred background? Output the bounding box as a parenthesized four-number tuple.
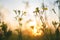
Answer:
(0, 0, 60, 40)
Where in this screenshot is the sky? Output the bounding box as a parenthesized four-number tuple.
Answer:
(0, 0, 59, 30)
(0, 0, 57, 10)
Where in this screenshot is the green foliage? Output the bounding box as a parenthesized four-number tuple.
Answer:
(0, 22, 12, 40)
(43, 28, 55, 40)
(1, 22, 7, 33)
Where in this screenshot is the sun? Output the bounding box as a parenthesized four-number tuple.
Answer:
(25, 19, 44, 36)
(32, 26, 44, 36)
